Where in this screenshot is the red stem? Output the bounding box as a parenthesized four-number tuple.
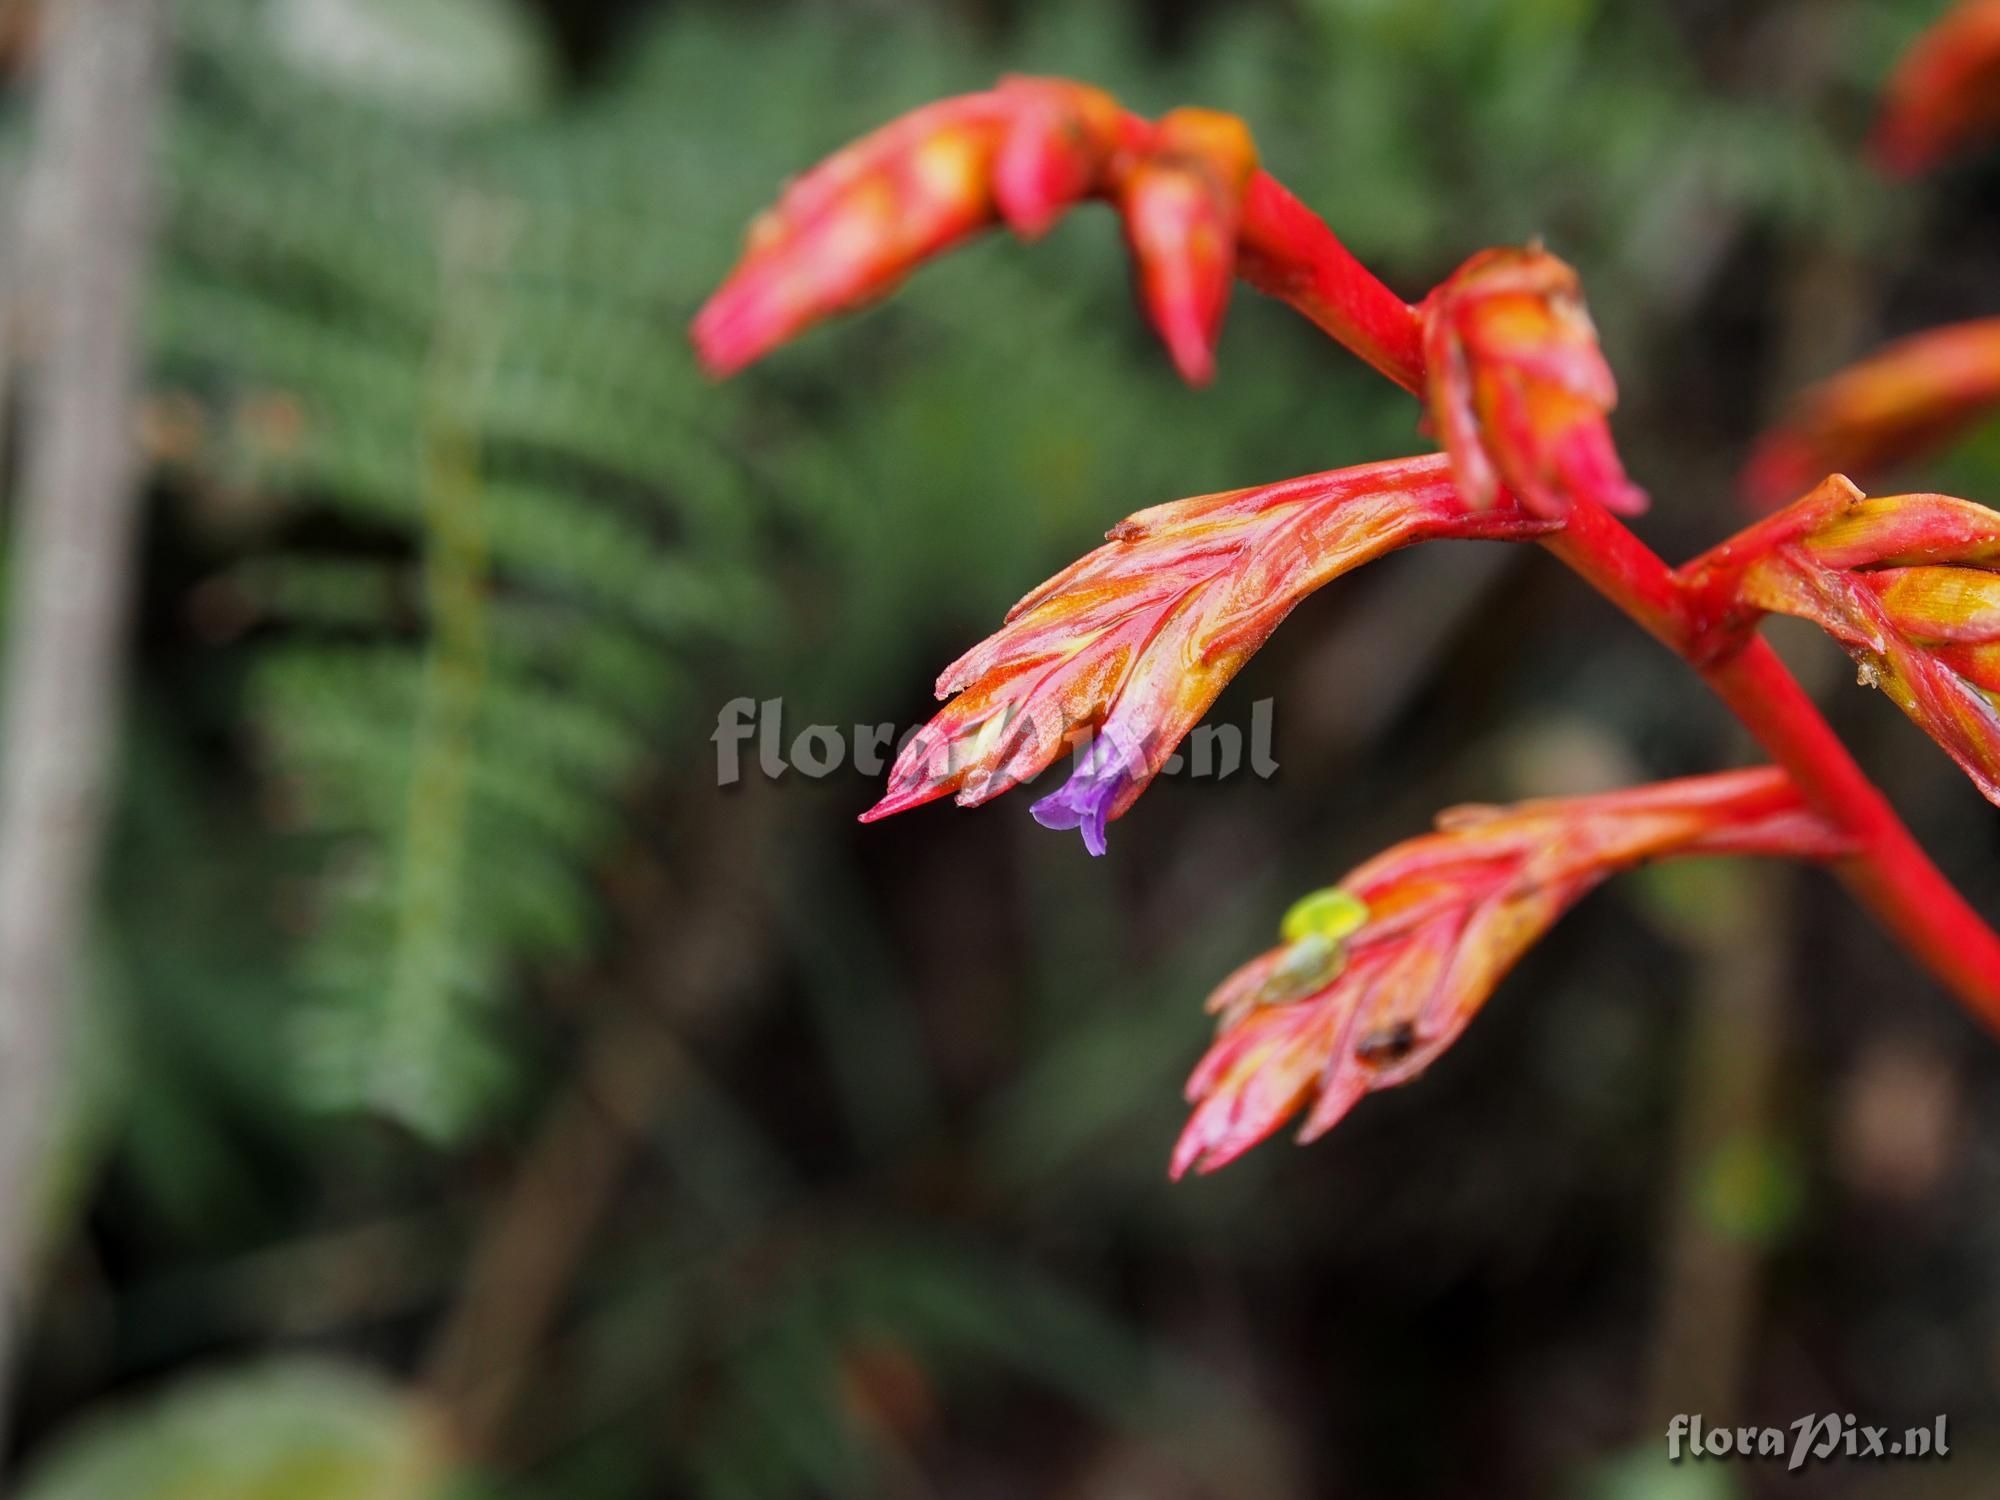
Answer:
(1232, 180, 2000, 1027)
(1235, 172, 1428, 397)
(1706, 640, 2000, 1023)
(1549, 500, 2000, 1026)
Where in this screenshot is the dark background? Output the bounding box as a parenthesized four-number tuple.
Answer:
(9, 0, 2000, 1496)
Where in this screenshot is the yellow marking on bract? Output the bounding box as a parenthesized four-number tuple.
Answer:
(1876, 566, 2000, 642)
(912, 131, 987, 205)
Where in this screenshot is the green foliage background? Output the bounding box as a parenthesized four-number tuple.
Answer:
(12, 0, 2000, 1496)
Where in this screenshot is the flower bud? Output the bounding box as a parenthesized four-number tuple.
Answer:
(693, 79, 1291, 386)
(1419, 247, 1646, 521)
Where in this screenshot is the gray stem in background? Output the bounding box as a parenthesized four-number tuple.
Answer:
(0, 0, 168, 1419)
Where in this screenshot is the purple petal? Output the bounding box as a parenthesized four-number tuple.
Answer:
(1029, 725, 1145, 856)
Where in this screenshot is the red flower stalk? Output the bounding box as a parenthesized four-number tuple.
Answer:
(1742, 318, 2000, 508)
(1174, 769, 1849, 1176)
(699, 74, 2000, 1179)
(692, 78, 1427, 390)
(859, 454, 1554, 849)
(1418, 246, 1647, 521)
(1871, 0, 2000, 176)
(1685, 477, 2000, 802)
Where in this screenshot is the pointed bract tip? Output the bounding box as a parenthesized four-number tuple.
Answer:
(859, 781, 948, 824)
(688, 297, 758, 379)
(1159, 321, 1219, 387)
(1167, 1115, 1241, 1180)
(1119, 108, 1254, 388)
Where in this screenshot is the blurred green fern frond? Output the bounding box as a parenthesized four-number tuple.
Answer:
(155, 0, 776, 1135)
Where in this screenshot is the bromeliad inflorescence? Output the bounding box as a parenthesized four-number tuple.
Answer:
(1175, 770, 1850, 1175)
(1684, 478, 2000, 801)
(696, 53, 2000, 1178)
(856, 455, 1553, 845)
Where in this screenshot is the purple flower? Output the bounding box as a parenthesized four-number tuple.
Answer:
(1030, 725, 1146, 855)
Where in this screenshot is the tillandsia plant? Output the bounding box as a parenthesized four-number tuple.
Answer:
(695, 65, 2000, 1176)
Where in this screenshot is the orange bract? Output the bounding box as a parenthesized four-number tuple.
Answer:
(1116, 109, 1257, 385)
(1419, 247, 1646, 521)
(1686, 479, 2000, 804)
(692, 77, 1270, 385)
(692, 78, 1126, 377)
(860, 454, 1553, 840)
(1174, 769, 1849, 1175)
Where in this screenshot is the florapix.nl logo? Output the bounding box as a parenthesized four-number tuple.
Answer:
(711, 696, 1279, 788)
